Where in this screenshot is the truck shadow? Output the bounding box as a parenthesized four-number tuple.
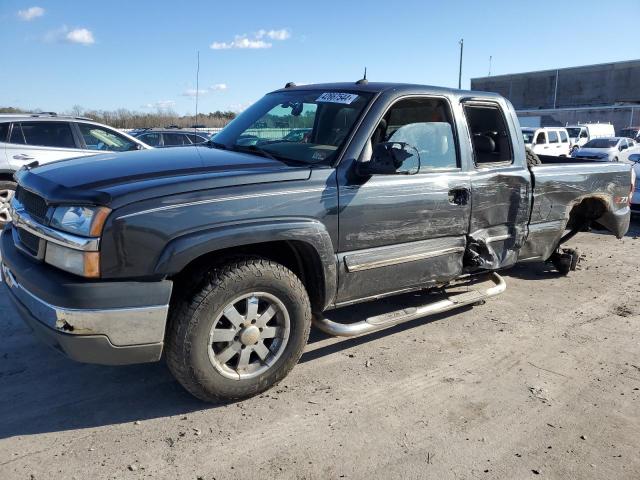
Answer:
(0, 286, 468, 439)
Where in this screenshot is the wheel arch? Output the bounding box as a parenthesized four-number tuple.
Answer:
(156, 219, 337, 311)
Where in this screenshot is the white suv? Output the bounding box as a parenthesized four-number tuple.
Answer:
(0, 114, 150, 226)
(521, 127, 571, 157)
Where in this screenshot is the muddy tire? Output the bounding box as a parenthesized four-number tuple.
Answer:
(0, 181, 17, 228)
(166, 257, 311, 402)
(525, 148, 541, 167)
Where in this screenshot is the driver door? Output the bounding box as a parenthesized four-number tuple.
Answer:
(336, 96, 471, 305)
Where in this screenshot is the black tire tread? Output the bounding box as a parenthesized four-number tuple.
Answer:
(165, 256, 311, 402)
(525, 147, 542, 167)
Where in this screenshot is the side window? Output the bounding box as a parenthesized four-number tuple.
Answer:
(163, 133, 188, 146)
(9, 124, 26, 144)
(548, 131, 559, 143)
(535, 132, 546, 144)
(0, 123, 8, 143)
(464, 104, 513, 164)
(139, 133, 161, 147)
(14, 122, 76, 148)
(559, 131, 568, 143)
(580, 130, 588, 139)
(77, 123, 135, 152)
(187, 134, 207, 144)
(373, 97, 458, 170)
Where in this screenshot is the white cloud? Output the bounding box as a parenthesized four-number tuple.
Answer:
(181, 88, 209, 97)
(18, 6, 44, 21)
(210, 83, 227, 91)
(256, 29, 290, 41)
(66, 28, 94, 45)
(210, 29, 290, 50)
(143, 100, 175, 109)
(211, 36, 271, 50)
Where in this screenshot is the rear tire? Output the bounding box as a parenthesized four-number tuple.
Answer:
(166, 257, 311, 402)
(526, 148, 541, 167)
(0, 181, 17, 228)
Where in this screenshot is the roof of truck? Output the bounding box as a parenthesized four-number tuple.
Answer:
(271, 81, 501, 98)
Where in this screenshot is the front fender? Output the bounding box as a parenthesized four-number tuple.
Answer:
(154, 218, 337, 308)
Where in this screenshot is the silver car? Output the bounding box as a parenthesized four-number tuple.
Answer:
(571, 137, 640, 162)
(0, 113, 151, 226)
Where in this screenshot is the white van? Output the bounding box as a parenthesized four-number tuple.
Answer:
(522, 127, 571, 157)
(565, 123, 615, 151)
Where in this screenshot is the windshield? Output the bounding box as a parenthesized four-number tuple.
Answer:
(583, 138, 618, 148)
(620, 128, 639, 138)
(213, 90, 373, 164)
(566, 127, 582, 138)
(522, 130, 535, 144)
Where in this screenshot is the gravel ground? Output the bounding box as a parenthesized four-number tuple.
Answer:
(1, 218, 639, 480)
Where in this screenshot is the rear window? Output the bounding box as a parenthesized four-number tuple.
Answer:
(10, 122, 76, 148)
(559, 131, 568, 143)
(464, 104, 513, 164)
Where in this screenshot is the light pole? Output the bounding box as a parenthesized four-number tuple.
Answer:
(458, 39, 464, 89)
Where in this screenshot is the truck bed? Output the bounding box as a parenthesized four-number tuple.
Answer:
(517, 160, 632, 262)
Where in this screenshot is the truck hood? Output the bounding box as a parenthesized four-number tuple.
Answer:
(16, 146, 312, 208)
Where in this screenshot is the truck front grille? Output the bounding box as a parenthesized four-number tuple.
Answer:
(16, 227, 41, 256)
(16, 187, 48, 222)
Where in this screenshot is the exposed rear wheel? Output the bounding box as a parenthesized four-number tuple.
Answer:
(166, 257, 311, 402)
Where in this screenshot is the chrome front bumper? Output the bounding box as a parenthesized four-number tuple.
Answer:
(2, 262, 169, 365)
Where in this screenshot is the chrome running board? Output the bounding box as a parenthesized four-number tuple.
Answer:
(312, 272, 506, 337)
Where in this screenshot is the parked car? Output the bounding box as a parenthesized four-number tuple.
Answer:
(619, 127, 640, 142)
(630, 153, 640, 213)
(131, 128, 209, 148)
(571, 137, 640, 162)
(522, 127, 571, 156)
(282, 128, 311, 142)
(0, 113, 150, 227)
(565, 123, 615, 151)
(1, 82, 633, 402)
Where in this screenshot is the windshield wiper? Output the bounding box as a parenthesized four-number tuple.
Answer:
(232, 144, 309, 166)
(205, 140, 228, 150)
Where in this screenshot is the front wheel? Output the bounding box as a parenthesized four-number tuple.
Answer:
(166, 257, 311, 402)
(0, 181, 17, 228)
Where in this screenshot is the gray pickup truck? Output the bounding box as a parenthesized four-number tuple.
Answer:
(1, 82, 634, 402)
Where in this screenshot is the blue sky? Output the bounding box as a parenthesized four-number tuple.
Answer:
(1, 0, 638, 115)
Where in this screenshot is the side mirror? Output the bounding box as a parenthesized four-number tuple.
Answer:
(356, 142, 420, 176)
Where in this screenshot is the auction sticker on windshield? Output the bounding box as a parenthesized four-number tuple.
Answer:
(316, 92, 359, 104)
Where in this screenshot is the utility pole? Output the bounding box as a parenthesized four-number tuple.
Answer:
(458, 39, 464, 89)
(488, 55, 492, 76)
(195, 51, 200, 132)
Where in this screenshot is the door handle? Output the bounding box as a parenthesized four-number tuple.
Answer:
(13, 154, 34, 160)
(448, 187, 470, 206)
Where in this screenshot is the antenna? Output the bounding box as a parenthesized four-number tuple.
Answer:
(195, 50, 200, 136)
(356, 67, 368, 85)
(488, 56, 492, 76)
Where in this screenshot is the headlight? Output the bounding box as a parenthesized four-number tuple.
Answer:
(50, 206, 111, 237)
(45, 243, 100, 278)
